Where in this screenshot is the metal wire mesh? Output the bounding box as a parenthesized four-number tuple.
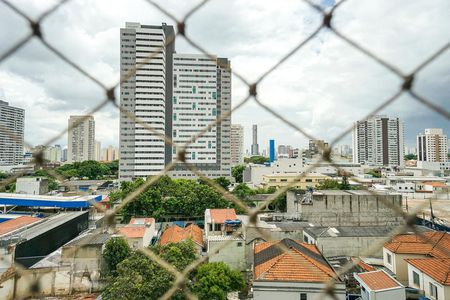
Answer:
(0, 0, 449, 299)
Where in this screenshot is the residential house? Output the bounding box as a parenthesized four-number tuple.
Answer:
(383, 231, 450, 284)
(160, 224, 203, 253)
(205, 208, 246, 271)
(354, 270, 405, 300)
(253, 238, 346, 300)
(406, 258, 450, 300)
(118, 217, 156, 249)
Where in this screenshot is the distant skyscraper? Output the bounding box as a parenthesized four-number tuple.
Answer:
(102, 145, 119, 162)
(251, 124, 259, 156)
(231, 124, 244, 166)
(67, 115, 95, 163)
(417, 128, 448, 162)
(94, 140, 101, 161)
(43, 145, 62, 162)
(352, 115, 404, 167)
(269, 139, 275, 162)
(62, 148, 68, 162)
(119, 22, 231, 180)
(0, 100, 24, 166)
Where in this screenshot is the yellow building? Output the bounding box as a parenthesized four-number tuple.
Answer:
(261, 172, 331, 189)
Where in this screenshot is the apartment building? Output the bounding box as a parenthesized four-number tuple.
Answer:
(251, 124, 259, 156)
(119, 22, 231, 181)
(352, 115, 404, 167)
(231, 124, 244, 166)
(417, 128, 448, 163)
(67, 115, 95, 163)
(0, 100, 24, 166)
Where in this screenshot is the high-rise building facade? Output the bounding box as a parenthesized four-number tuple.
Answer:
(0, 100, 24, 166)
(417, 128, 448, 162)
(251, 124, 259, 156)
(94, 140, 101, 161)
(119, 22, 231, 181)
(102, 145, 119, 162)
(43, 144, 62, 162)
(231, 124, 244, 166)
(67, 115, 95, 163)
(352, 115, 404, 167)
(269, 139, 275, 162)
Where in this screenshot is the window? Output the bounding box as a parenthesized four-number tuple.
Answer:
(430, 283, 438, 299)
(413, 271, 420, 287)
(300, 293, 307, 300)
(305, 179, 313, 182)
(386, 253, 392, 264)
(237, 242, 243, 247)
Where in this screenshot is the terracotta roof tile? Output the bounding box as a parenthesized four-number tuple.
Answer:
(210, 209, 237, 224)
(422, 182, 447, 188)
(129, 217, 155, 226)
(406, 258, 450, 285)
(160, 224, 203, 247)
(351, 258, 376, 272)
(384, 232, 450, 258)
(119, 227, 146, 238)
(356, 270, 402, 291)
(0, 216, 41, 235)
(254, 239, 339, 283)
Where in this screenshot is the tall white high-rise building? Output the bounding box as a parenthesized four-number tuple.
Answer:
(417, 128, 448, 162)
(102, 145, 119, 162)
(352, 115, 404, 167)
(43, 144, 62, 162)
(0, 100, 24, 166)
(231, 124, 244, 166)
(119, 22, 231, 181)
(119, 22, 174, 180)
(67, 115, 95, 163)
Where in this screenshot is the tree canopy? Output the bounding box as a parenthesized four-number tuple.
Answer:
(404, 154, 417, 160)
(244, 156, 269, 165)
(191, 262, 246, 300)
(113, 176, 231, 222)
(55, 160, 118, 180)
(231, 164, 245, 183)
(103, 237, 132, 276)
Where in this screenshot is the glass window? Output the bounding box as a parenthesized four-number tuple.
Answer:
(300, 294, 307, 300)
(430, 283, 438, 299)
(387, 253, 392, 264)
(413, 271, 420, 287)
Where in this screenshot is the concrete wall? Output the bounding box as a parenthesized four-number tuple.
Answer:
(0, 265, 105, 300)
(208, 239, 246, 271)
(383, 248, 425, 284)
(314, 236, 387, 258)
(375, 288, 406, 300)
(16, 177, 48, 195)
(253, 281, 346, 300)
(287, 191, 404, 226)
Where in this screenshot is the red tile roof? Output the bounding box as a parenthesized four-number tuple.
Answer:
(0, 216, 41, 235)
(422, 182, 447, 188)
(119, 227, 146, 238)
(160, 224, 203, 247)
(210, 209, 237, 224)
(254, 239, 339, 283)
(384, 232, 450, 258)
(406, 258, 450, 285)
(351, 258, 376, 272)
(129, 217, 155, 226)
(356, 270, 402, 291)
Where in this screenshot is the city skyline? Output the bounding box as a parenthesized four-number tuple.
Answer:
(0, 0, 449, 152)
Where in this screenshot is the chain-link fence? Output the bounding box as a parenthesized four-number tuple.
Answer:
(0, 0, 449, 299)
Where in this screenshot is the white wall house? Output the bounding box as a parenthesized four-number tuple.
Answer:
(354, 270, 405, 300)
(406, 258, 450, 300)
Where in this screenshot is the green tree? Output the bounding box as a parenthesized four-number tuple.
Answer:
(404, 154, 417, 160)
(56, 160, 117, 180)
(103, 241, 197, 300)
(315, 179, 341, 190)
(232, 183, 255, 201)
(0, 172, 8, 180)
(213, 177, 231, 191)
(192, 262, 245, 300)
(340, 175, 350, 190)
(244, 156, 269, 165)
(231, 164, 245, 183)
(103, 237, 132, 276)
(365, 169, 381, 178)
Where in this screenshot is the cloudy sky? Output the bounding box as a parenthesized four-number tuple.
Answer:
(0, 0, 448, 153)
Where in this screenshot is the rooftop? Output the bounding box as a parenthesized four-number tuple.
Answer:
(119, 227, 146, 239)
(355, 270, 403, 291)
(65, 231, 110, 247)
(384, 231, 450, 258)
(207, 208, 237, 224)
(0, 216, 41, 236)
(160, 224, 203, 247)
(254, 238, 340, 283)
(129, 217, 155, 226)
(406, 258, 450, 285)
